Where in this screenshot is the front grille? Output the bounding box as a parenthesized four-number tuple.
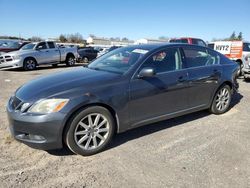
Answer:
(0, 55, 13, 64)
(9, 96, 23, 110)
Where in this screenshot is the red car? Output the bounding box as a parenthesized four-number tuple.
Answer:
(169, 37, 207, 47)
(0, 40, 30, 55)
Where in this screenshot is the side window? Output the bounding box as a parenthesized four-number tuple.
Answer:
(142, 48, 182, 73)
(36, 42, 47, 50)
(183, 47, 219, 68)
(207, 50, 220, 65)
(47, 42, 55, 49)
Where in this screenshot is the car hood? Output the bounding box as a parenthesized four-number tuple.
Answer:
(5, 49, 34, 56)
(16, 67, 121, 102)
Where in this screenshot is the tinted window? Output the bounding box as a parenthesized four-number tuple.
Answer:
(243, 43, 250, 52)
(208, 43, 215, 49)
(169, 39, 189, 44)
(142, 48, 182, 73)
(183, 47, 219, 68)
(47, 42, 55, 49)
(192, 39, 206, 47)
(36, 42, 47, 49)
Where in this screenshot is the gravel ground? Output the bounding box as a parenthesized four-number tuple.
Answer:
(0, 65, 249, 188)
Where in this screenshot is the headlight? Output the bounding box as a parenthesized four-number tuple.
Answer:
(28, 99, 69, 113)
(12, 55, 21, 60)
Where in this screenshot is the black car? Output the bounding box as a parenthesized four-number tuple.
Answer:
(7, 43, 239, 156)
(108, 46, 121, 52)
(78, 47, 98, 63)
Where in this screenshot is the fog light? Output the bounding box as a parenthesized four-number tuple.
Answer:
(28, 134, 45, 141)
(16, 133, 45, 142)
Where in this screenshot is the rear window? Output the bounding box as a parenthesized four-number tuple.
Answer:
(208, 43, 215, 49)
(169, 39, 189, 44)
(243, 43, 250, 52)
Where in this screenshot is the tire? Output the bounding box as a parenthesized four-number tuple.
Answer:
(64, 106, 115, 156)
(236, 61, 243, 77)
(65, 55, 76, 66)
(23, 58, 37, 71)
(210, 84, 232, 114)
(82, 57, 89, 64)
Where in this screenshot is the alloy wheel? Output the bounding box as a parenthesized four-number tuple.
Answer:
(68, 57, 75, 66)
(26, 59, 36, 70)
(215, 87, 230, 111)
(74, 113, 110, 150)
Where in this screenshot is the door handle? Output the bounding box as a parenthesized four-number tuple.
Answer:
(46, 50, 49, 52)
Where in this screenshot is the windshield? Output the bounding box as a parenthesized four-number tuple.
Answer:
(243, 43, 250, 52)
(21, 43, 36, 50)
(0, 40, 21, 49)
(88, 46, 149, 74)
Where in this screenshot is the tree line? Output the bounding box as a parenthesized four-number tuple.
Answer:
(0, 31, 244, 43)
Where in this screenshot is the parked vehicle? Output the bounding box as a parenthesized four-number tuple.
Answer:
(78, 47, 98, 63)
(7, 43, 239, 156)
(208, 41, 250, 79)
(169, 37, 207, 47)
(97, 47, 110, 57)
(0, 40, 30, 55)
(0, 41, 78, 70)
(108, 46, 121, 51)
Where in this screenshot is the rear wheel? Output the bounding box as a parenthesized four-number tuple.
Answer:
(64, 106, 115, 156)
(66, 55, 76, 66)
(23, 58, 37, 71)
(210, 85, 232, 114)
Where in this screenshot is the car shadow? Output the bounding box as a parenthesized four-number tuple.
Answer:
(46, 92, 243, 156)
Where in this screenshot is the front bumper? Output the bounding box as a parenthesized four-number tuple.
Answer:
(243, 68, 250, 79)
(7, 103, 66, 150)
(0, 59, 22, 70)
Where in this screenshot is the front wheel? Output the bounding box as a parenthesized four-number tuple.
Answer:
(23, 58, 37, 71)
(64, 106, 115, 156)
(210, 85, 232, 114)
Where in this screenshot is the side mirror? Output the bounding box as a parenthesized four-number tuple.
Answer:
(138, 67, 156, 78)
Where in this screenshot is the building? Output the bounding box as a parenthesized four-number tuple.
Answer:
(135, 38, 168, 44)
(87, 36, 134, 47)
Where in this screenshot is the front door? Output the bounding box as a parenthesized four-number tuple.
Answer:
(129, 47, 189, 126)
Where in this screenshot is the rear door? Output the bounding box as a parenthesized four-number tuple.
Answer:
(129, 47, 189, 126)
(182, 46, 222, 108)
(47, 42, 60, 63)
